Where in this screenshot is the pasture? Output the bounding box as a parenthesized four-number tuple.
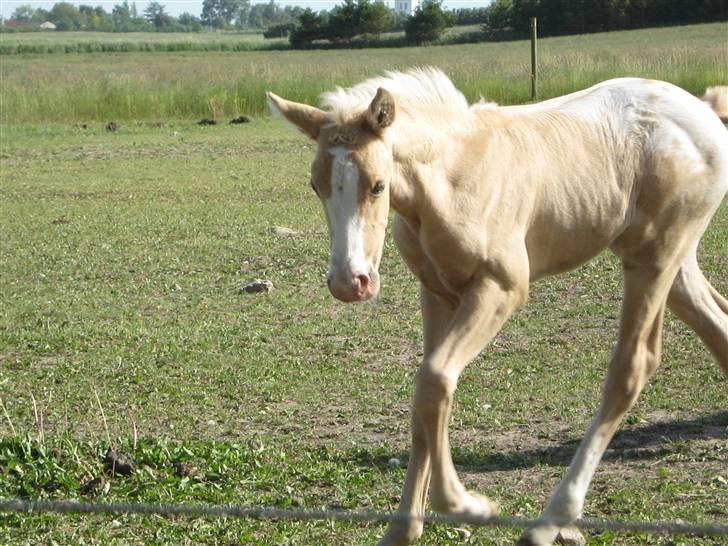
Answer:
(1, 23, 727, 123)
(0, 29, 287, 54)
(1, 24, 727, 545)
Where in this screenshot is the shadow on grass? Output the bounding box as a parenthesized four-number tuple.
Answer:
(350, 411, 728, 472)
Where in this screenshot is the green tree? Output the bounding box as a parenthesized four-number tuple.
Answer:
(144, 1, 171, 27)
(263, 22, 294, 38)
(289, 7, 328, 47)
(263, 0, 288, 24)
(247, 4, 265, 27)
(284, 5, 304, 20)
(482, 0, 512, 31)
(202, 0, 249, 28)
(31, 8, 52, 24)
(510, 0, 538, 33)
(79, 5, 99, 29)
(247, 1, 297, 28)
(327, 0, 360, 42)
(178, 12, 203, 31)
(405, 0, 451, 44)
(11, 4, 36, 22)
(111, 1, 151, 31)
(358, 0, 395, 37)
(452, 7, 489, 25)
(326, 0, 394, 42)
(49, 2, 84, 30)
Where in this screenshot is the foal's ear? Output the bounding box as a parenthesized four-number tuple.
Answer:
(366, 88, 396, 133)
(266, 92, 328, 141)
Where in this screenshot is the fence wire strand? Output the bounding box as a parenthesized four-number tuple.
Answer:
(2, 498, 727, 538)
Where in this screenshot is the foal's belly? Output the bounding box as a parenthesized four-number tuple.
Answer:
(525, 211, 628, 280)
(522, 166, 635, 280)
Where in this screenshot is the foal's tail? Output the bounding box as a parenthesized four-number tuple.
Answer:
(703, 86, 728, 125)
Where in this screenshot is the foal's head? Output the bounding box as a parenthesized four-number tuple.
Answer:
(267, 88, 396, 302)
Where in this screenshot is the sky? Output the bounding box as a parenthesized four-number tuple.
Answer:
(0, 0, 493, 19)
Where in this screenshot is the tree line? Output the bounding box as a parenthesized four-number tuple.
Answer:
(3, 0, 457, 45)
(4, 0, 726, 45)
(4, 0, 304, 32)
(285, 0, 456, 46)
(480, 0, 727, 36)
(282, 0, 727, 47)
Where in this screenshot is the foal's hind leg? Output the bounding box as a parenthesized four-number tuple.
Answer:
(706, 282, 728, 315)
(518, 259, 681, 546)
(668, 253, 728, 372)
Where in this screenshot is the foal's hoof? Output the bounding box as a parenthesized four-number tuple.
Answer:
(466, 490, 500, 518)
(517, 523, 583, 546)
(516, 523, 560, 546)
(433, 490, 500, 518)
(555, 526, 586, 545)
(377, 520, 423, 546)
(516, 533, 553, 546)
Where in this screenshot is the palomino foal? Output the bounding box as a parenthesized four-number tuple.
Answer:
(267, 68, 728, 546)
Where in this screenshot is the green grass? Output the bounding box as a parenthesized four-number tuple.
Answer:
(0, 30, 267, 45)
(0, 119, 726, 545)
(0, 30, 288, 54)
(0, 23, 726, 123)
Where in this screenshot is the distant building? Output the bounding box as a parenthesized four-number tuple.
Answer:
(3, 19, 31, 28)
(40, 21, 57, 30)
(394, 0, 421, 16)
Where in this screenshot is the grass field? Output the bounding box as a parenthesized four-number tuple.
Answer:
(1, 22, 726, 123)
(0, 29, 288, 54)
(1, 24, 727, 545)
(1, 119, 726, 544)
(0, 25, 490, 55)
(0, 29, 268, 45)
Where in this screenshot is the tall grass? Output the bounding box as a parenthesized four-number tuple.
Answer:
(0, 38, 290, 55)
(0, 23, 726, 123)
(0, 30, 284, 52)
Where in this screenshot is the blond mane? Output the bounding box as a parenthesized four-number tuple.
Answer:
(319, 67, 472, 124)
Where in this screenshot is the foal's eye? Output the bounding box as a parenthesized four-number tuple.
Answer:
(371, 181, 386, 196)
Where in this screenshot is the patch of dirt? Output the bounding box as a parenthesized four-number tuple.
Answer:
(454, 409, 727, 483)
(245, 402, 726, 510)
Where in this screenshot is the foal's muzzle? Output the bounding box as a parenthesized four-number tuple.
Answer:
(327, 269, 379, 302)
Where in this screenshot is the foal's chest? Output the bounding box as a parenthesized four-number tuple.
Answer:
(417, 218, 484, 294)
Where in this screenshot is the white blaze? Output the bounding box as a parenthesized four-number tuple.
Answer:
(326, 147, 367, 277)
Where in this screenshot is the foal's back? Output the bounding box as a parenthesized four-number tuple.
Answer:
(490, 78, 728, 279)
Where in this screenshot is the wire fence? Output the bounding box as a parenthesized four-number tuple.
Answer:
(2, 498, 727, 539)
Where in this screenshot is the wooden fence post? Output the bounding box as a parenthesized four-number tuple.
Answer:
(530, 17, 538, 101)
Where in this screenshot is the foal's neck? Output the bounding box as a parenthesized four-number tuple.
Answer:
(388, 115, 469, 224)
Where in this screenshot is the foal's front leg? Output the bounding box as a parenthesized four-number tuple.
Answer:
(378, 288, 450, 546)
(418, 275, 527, 516)
(379, 272, 528, 545)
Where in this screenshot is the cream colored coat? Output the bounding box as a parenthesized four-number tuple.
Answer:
(268, 68, 727, 546)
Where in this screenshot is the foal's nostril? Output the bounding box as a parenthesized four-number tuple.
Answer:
(356, 274, 370, 294)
